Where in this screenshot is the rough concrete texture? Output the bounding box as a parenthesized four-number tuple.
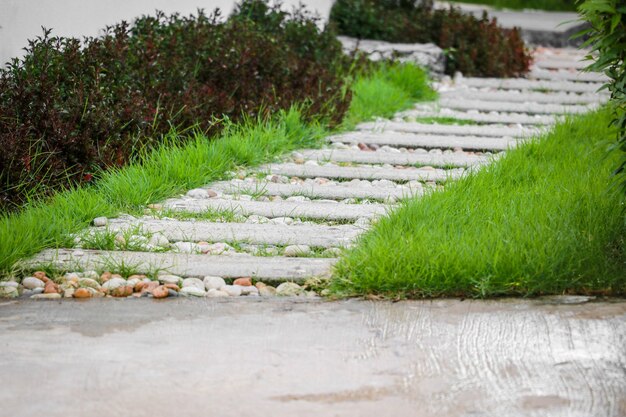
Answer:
(401, 109, 556, 125)
(212, 180, 421, 200)
(103, 219, 362, 247)
(330, 131, 519, 151)
(534, 58, 588, 70)
(267, 163, 464, 182)
(1, 298, 624, 417)
(163, 197, 390, 220)
(356, 121, 537, 137)
(438, 98, 595, 115)
(440, 89, 604, 105)
(529, 68, 608, 83)
(28, 249, 336, 280)
(459, 77, 603, 93)
(300, 149, 488, 167)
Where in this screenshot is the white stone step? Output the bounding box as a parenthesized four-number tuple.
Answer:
(440, 89, 604, 105)
(300, 149, 487, 168)
(356, 121, 536, 138)
(534, 58, 587, 70)
(459, 77, 602, 93)
(28, 249, 335, 281)
(439, 98, 594, 115)
(103, 218, 363, 247)
(330, 131, 519, 151)
(529, 69, 607, 83)
(401, 109, 556, 125)
(163, 197, 389, 220)
(212, 180, 420, 200)
(267, 162, 464, 182)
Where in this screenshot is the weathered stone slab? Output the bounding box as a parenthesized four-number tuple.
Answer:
(330, 131, 519, 151)
(534, 58, 587, 70)
(440, 89, 604, 105)
(356, 121, 536, 138)
(103, 219, 363, 247)
(439, 98, 594, 115)
(212, 180, 420, 200)
(459, 77, 602, 93)
(267, 163, 464, 182)
(529, 69, 607, 83)
(401, 110, 556, 125)
(27, 249, 335, 281)
(163, 197, 389, 220)
(300, 149, 487, 167)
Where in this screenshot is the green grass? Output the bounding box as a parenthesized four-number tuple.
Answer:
(331, 109, 626, 298)
(343, 62, 437, 128)
(449, 0, 577, 11)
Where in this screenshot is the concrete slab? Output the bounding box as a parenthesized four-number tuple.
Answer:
(459, 77, 603, 93)
(27, 249, 336, 280)
(534, 58, 588, 70)
(357, 121, 537, 137)
(438, 97, 595, 114)
(1, 299, 624, 417)
(301, 149, 488, 167)
(440, 89, 605, 104)
(529, 68, 607, 83)
(211, 180, 421, 200)
(331, 131, 519, 150)
(267, 162, 464, 182)
(163, 197, 390, 220)
(402, 109, 556, 125)
(102, 219, 362, 247)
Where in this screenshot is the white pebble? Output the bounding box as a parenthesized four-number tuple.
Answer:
(204, 276, 226, 291)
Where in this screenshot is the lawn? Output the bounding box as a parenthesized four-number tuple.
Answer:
(331, 108, 626, 298)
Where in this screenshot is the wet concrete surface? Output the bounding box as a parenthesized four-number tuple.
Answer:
(0, 298, 624, 417)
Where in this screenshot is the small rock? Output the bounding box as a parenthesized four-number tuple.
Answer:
(271, 217, 294, 225)
(152, 285, 169, 299)
(102, 278, 127, 291)
(149, 234, 170, 247)
(73, 288, 92, 298)
(164, 283, 180, 292)
(100, 271, 113, 282)
(182, 278, 205, 290)
(321, 247, 343, 257)
(126, 278, 141, 288)
(33, 271, 48, 281)
(30, 287, 44, 295)
(139, 281, 159, 294)
(187, 188, 210, 199)
(44, 281, 59, 294)
(259, 286, 277, 297)
(304, 160, 319, 166)
(93, 217, 108, 227)
(200, 242, 233, 255)
(78, 278, 101, 290)
(233, 277, 252, 287)
(147, 204, 163, 210)
(286, 196, 308, 202)
(110, 285, 133, 297)
(357, 142, 372, 151)
(276, 282, 304, 296)
(172, 241, 200, 254)
(180, 287, 206, 297)
(241, 286, 259, 296)
(0, 286, 19, 298)
(31, 293, 62, 300)
(221, 285, 242, 297)
(22, 277, 45, 290)
(284, 245, 311, 257)
(167, 289, 179, 297)
(246, 215, 270, 224)
(206, 289, 230, 298)
(159, 275, 182, 285)
(204, 276, 226, 291)
(82, 270, 100, 280)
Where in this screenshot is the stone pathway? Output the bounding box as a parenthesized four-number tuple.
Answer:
(22, 46, 607, 298)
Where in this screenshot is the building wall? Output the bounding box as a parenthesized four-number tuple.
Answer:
(0, 0, 334, 65)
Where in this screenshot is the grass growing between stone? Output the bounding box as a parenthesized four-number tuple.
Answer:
(331, 109, 626, 298)
(448, 0, 577, 11)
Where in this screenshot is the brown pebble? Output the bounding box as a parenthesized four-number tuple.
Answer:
(128, 274, 147, 281)
(255, 282, 267, 289)
(234, 277, 252, 287)
(44, 281, 59, 294)
(33, 271, 48, 280)
(152, 285, 169, 299)
(111, 286, 133, 297)
(357, 142, 372, 151)
(134, 281, 146, 292)
(111, 274, 123, 280)
(100, 271, 112, 282)
(73, 288, 92, 298)
(164, 283, 180, 292)
(141, 281, 159, 294)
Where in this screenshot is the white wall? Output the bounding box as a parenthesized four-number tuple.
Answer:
(0, 0, 334, 66)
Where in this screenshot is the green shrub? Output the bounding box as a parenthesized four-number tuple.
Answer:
(329, 0, 532, 77)
(0, 0, 350, 211)
(578, 0, 626, 192)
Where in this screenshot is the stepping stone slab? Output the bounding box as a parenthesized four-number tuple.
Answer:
(300, 149, 488, 167)
(102, 219, 363, 247)
(459, 77, 603, 94)
(27, 249, 336, 282)
(440, 90, 604, 105)
(402, 110, 556, 125)
(163, 197, 389, 220)
(438, 98, 594, 115)
(534, 58, 587, 70)
(267, 163, 464, 183)
(528, 69, 607, 83)
(356, 121, 537, 138)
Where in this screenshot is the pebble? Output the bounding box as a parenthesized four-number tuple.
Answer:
(284, 245, 311, 257)
(64, 272, 81, 281)
(246, 215, 270, 224)
(173, 241, 201, 254)
(44, 281, 59, 294)
(182, 278, 205, 290)
(0, 286, 19, 298)
(187, 188, 210, 199)
(22, 277, 45, 289)
(221, 285, 242, 297)
(354, 218, 371, 228)
(200, 242, 233, 255)
(152, 285, 169, 299)
(259, 286, 277, 297)
(149, 233, 170, 247)
(31, 293, 61, 300)
(322, 247, 343, 257)
(304, 160, 319, 166)
(110, 286, 133, 297)
(180, 287, 206, 297)
(93, 217, 108, 227)
(31, 287, 44, 295)
(206, 289, 230, 298)
(204, 276, 226, 291)
(270, 217, 294, 225)
(158, 275, 182, 285)
(241, 286, 259, 296)
(33, 271, 48, 280)
(102, 278, 127, 291)
(167, 289, 179, 297)
(276, 282, 304, 296)
(233, 277, 252, 287)
(78, 278, 101, 290)
(74, 288, 92, 298)
(286, 196, 309, 202)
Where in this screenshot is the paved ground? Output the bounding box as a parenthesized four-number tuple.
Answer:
(1, 297, 624, 417)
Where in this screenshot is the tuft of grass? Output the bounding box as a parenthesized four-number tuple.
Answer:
(343, 62, 436, 128)
(331, 109, 626, 298)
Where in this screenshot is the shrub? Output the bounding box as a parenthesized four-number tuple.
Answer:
(578, 0, 626, 193)
(0, 0, 350, 210)
(329, 0, 532, 77)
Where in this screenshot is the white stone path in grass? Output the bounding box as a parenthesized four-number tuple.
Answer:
(29, 47, 608, 287)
